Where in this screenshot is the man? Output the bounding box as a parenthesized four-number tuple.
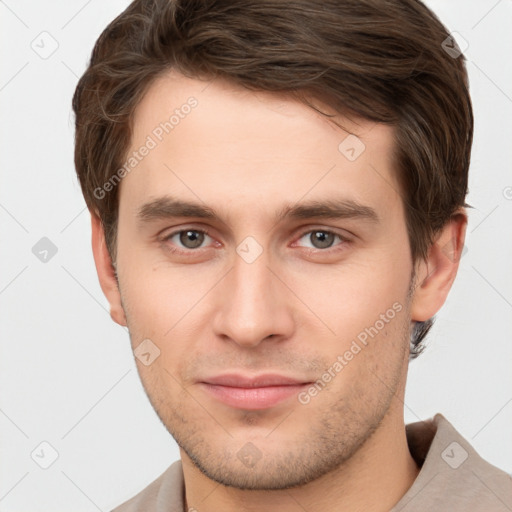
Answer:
(72, 0, 511, 510)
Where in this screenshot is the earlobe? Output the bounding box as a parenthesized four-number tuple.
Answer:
(90, 213, 127, 327)
(411, 211, 468, 322)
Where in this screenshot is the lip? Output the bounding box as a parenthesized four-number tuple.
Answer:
(199, 373, 312, 410)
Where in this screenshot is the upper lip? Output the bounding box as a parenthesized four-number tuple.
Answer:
(200, 374, 311, 388)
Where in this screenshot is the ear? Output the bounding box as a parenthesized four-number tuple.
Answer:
(411, 210, 468, 322)
(91, 213, 127, 326)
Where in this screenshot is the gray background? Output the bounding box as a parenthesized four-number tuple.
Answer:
(1, 0, 511, 510)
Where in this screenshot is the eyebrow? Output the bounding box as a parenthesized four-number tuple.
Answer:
(137, 196, 379, 225)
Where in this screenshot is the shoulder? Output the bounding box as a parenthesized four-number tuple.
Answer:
(111, 460, 184, 512)
(396, 413, 512, 512)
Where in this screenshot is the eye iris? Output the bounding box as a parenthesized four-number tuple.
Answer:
(179, 230, 204, 249)
(311, 231, 334, 249)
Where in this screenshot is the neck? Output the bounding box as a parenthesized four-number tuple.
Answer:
(181, 405, 420, 512)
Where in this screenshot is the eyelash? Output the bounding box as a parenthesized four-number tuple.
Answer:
(161, 227, 350, 254)
(162, 228, 215, 254)
(294, 228, 350, 252)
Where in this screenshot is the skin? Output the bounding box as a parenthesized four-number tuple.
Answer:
(92, 70, 467, 512)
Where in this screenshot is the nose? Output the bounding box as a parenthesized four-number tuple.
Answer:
(212, 249, 295, 348)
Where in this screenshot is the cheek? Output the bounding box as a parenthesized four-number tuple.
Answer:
(119, 246, 210, 322)
(286, 251, 410, 342)
(117, 257, 219, 369)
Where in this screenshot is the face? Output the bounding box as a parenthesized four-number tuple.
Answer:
(112, 70, 416, 489)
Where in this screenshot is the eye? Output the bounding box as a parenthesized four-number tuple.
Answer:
(165, 229, 213, 250)
(296, 230, 347, 250)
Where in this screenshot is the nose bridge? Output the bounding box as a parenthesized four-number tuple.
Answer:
(212, 246, 293, 346)
(233, 252, 273, 309)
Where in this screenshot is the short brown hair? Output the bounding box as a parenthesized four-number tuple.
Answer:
(72, 0, 473, 357)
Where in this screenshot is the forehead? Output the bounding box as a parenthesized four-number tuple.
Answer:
(122, 70, 402, 226)
(132, 69, 394, 151)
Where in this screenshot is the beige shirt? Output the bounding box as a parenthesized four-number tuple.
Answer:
(112, 414, 512, 511)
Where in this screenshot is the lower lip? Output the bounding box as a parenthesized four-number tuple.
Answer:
(200, 383, 310, 410)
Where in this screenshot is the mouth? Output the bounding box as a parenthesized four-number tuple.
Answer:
(198, 374, 313, 410)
